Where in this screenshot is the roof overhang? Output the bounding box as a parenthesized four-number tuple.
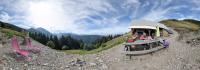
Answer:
(129, 20, 169, 30)
(129, 26, 156, 29)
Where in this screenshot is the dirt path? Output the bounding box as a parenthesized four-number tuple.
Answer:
(94, 29, 200, 70)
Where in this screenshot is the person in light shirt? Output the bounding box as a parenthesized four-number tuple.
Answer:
(140, 33, 153, 40)
(140, 33, 147, 40)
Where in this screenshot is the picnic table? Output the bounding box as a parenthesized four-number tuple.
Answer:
(123, 38, 164, 45)
(123, 38, 165, 59)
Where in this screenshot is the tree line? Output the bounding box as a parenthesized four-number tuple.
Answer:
(29, 32, 122, 50)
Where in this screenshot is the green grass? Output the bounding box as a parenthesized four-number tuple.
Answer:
(160, 20, 200, 31)
(63, 32, 132, 54)
(0, 28, 25, 38)
(63, 50, 88, 54)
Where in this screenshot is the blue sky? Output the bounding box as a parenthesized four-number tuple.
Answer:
(0, 0, 200, 35)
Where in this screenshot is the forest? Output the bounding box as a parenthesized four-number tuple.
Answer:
(29, 32, 122, 50)
(1, 21, 122, 51)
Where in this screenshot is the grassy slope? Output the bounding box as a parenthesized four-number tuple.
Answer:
(0, 21, 25, 38)
(0, 21, 25, 32)
(0, 27, 25, 38)
(160, 19, 200, 30)
(64, 32, 132, 54)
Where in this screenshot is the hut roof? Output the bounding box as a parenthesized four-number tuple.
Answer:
(129, 20, 169, 30)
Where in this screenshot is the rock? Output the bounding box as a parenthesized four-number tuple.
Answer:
(76, 59, 86, 67)
(44, 63, 49, 66)
(89, 62, 96, 66)
(24, 64, 28, 67)
(0, 44, 3, 48)
(98, 59, 103, 63)
(68, 58, 86, 67)
(66, 65, 70, 68)
(32, 67, 36, 70)
(192, 39, 196, 42)
(177, 57, 181, 60)
(69, 61, 76, 66)
(186, 41, 191, 44)
(102, 64, 108, 69)
(114, 58, 120, 62)
(16, 67, 19, 69)
(78, 67, 82, 70)
(95, 57, 99, 60)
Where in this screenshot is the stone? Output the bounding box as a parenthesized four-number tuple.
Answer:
(44, 63, 49, 66)
(69, 60, 76, 66)
(24, 64, 28, 67)
(32, 67, 36, 70)
(95, 57, 99, 60)
(89, 62, 96, 66)
(0, 44, 3, 48)
(102, 64, 108, 69)
(66, 65, 70, 68)
(177, 57, 181, 60)
(98, 59, 103, 63)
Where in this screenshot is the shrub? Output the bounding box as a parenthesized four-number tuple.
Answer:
(102, 44, 107, 47)
(62, 45, 69, 50)
(46, 41, 55, 49)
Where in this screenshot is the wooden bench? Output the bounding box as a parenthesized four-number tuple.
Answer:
(123, 46, 164, 55)
(123, 46, 165, 59)
(122, 38, 166, 59)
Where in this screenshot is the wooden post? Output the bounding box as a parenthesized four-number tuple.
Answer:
(2, 33, 6, 45)
(149, 43, 152, 49)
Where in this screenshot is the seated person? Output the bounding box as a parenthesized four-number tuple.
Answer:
(147, 36, 153, 40)
(127, 37, 134, 43)
(126, 34, 138, 43)
(132, 34, 138, 40)
(160, 39, 169, 48)
(140, 33, 147, 40)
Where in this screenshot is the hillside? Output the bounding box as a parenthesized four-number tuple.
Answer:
(64, 33, 130, 54)
(57, 33, 103, 45)
(160, 19, 200, 31)
(28, 27, 52, 35)
(160, 19, 200, 41)
(0, 21, 25, 32)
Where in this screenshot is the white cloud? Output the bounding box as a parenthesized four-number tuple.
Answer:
(1, 0, 200, 35)
(126, 0, 139, 4)
(0, 11, 11, 22)
(78, 24, 129, 35)
(23, 0, 124, 34)
(192, 0, 200, 6)
(178, 16, 198, 20)
(26, 1, 77, 32)
(142, 5, 188, 21)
